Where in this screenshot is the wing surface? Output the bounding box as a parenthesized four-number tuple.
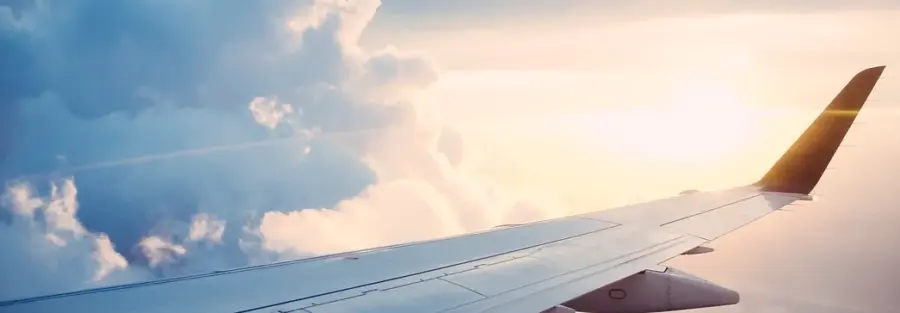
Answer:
(0, 66, 885, 313)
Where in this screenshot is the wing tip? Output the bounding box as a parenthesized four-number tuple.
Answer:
(756, 65, 886, 195)
(857, 65, 886, 82)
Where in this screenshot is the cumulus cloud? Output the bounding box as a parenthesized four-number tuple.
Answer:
(0, 179, 136, 300)
(248, 97, 295, 130)
(0, 0, 563, 301)
(188, 213, 226, 244)
(138, 236, 186, 268)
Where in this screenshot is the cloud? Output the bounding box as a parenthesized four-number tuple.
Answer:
(248, 97, 295, 130)
(254, 115, 560, 256)
(0, 0, 562, 301)
(188, 213, 226, 243)
(0, 178, 140, 300)
(138, 236, 186, 268)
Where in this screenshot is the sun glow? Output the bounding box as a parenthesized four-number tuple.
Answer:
(566, 76, 761, 164)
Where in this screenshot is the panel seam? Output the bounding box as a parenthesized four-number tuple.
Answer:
(438, 277, 488, 298)
(659, 193, 762, 227)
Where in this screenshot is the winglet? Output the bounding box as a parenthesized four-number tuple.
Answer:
(756, 66, 886, 195)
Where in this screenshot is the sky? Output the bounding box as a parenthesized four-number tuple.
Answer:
(1, 0, 899, 312)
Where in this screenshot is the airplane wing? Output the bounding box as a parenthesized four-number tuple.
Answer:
(0, 66, 885, 313)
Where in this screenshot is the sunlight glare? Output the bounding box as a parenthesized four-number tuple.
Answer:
(578, 76, 761, 164)
(725, 51, 751, 68)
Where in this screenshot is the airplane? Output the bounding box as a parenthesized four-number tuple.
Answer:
(0, 65, 886, 313)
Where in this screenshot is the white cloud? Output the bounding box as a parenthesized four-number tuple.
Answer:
(0, 178, 133, 300)
(256, 114, 562, 256)
(92, 234, 128, 282)
(1, 183, 43, 218)
(187, 213, 226, 243)
(248, 97, 295, 130)
(138, 236, 187, 268)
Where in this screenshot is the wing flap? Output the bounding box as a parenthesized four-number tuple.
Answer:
(441, 226, 689, 297)
(299, 279, 484, 313)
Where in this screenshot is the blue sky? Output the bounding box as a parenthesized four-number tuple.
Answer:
(2, 1, 900, 312)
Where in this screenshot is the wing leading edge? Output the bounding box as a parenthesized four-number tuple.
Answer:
(0, 66, 886, 313)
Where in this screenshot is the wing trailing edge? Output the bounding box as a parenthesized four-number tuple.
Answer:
(756, 65, 886, 195)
